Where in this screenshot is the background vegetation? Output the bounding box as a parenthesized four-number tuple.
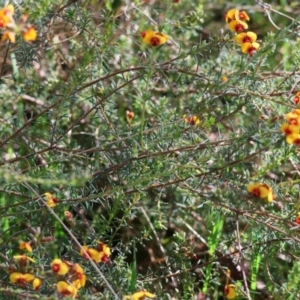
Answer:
(1, 0, 300, 299)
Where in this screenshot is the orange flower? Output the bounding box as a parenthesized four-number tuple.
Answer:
(1, 30, 15, 43)
(183, 114, 200, 125)
(281, 123, 299, 135)
(32, 277, 43, 290)
(22, 26, 37, 42)
(57, 281, 78, 299)
(96, 241, 111, 262)
(224, 284, 236, 299)
(10, 272, 34, 286)
(225, 9, 250, 23)
(124, 290, 156, 300)
(295, 212, 300, 225)
(286, 133, 300, 146)
(51, 258, 69, 275)
(0, 4, 14, 28)
(80, 246, 101, 262)
(45, 192, 58, 207)
(293, 92, 300, 105)
(240, 42, 260, 55)
(141, 30, 169, 47)
(235, 31, 257, 44)
(228, 20, 248, 33)
(19, 241, 32, 252)
(126, 110, 135, 124)
(247, 183, 274, 202)
(221, 76, 228, 82)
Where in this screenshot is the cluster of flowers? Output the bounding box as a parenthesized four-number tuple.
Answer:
(51, 259, 86, 298)
(225, 9, 260, 55)
(140, 29, 169, 47)
(281, 108, 300, 146)
(8, 240, 113, 298)
(0, 3, 37, 43)
(9, 241, 42, 291)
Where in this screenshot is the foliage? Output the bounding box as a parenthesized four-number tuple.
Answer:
(1, 0, 300, 299)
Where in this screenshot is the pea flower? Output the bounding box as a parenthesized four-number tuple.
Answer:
(1, 30, 15, 42)
(80, 245, 101, 262)
(281, 123, 299, 136)
(183, 114, 200, 125)
(10, 272, 35, 286)
(32, 277, 43, 290)
(286, 109, 300, 124)
(51, 258, 69, 275)
(228, 20, 248, 33)
(286, 133, 300, 146)
(96, 241, 111, 262)
(247, 183, 274, 202)
(57, 281, 78, 299)
(13, 254, 35, 266)
(225, 9, 250, 23)
(235, 31, 257, 44)
(224, 284, 236, 299)
(69, 263, 86, 288)
(0, 4, 14, 28)
(293, 92, 300, 105)
(19, 241, 32, 252)
(22, 26, 37, 42)
(45, 192, 58, 207)
(241, 42, 260, 55)
(295, 212, 300, 225)
(141, 30, 170, 47)
(126, 110, 135, 125)
(124, 290, 156, 300)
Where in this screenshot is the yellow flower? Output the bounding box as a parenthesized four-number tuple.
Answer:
(1, 30, 15, 43)
(19, 241, 32, 252)
(57, 281, 78, 299)
(225, 284, 236, 299)
(51, 258, 69, 275)
(10, 272, 35, 286)
(235, 31, 257, 44)
(13, 254, 35, 266)
(247, 183, 274, 202)
(286, 133, 300, 146)
(96, 241, 111, 262)
(124, 290, 156, 300)
(285, 112, 300, 127)
(240, 42, 260, 55)
(70, 263, 86, 288)
(228, 20, 248, 33)
(183, 114, 200, 126)
(281, 123, 299, 136)
(22, 26, 37, 42)
(80, 245, 101, 262)
(0, 4, 14, 28)
(45, 192, 58, 207)
(225, 9, 249, 23)
(32, 277, 43, 290)
(141, 30, 170, 47)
